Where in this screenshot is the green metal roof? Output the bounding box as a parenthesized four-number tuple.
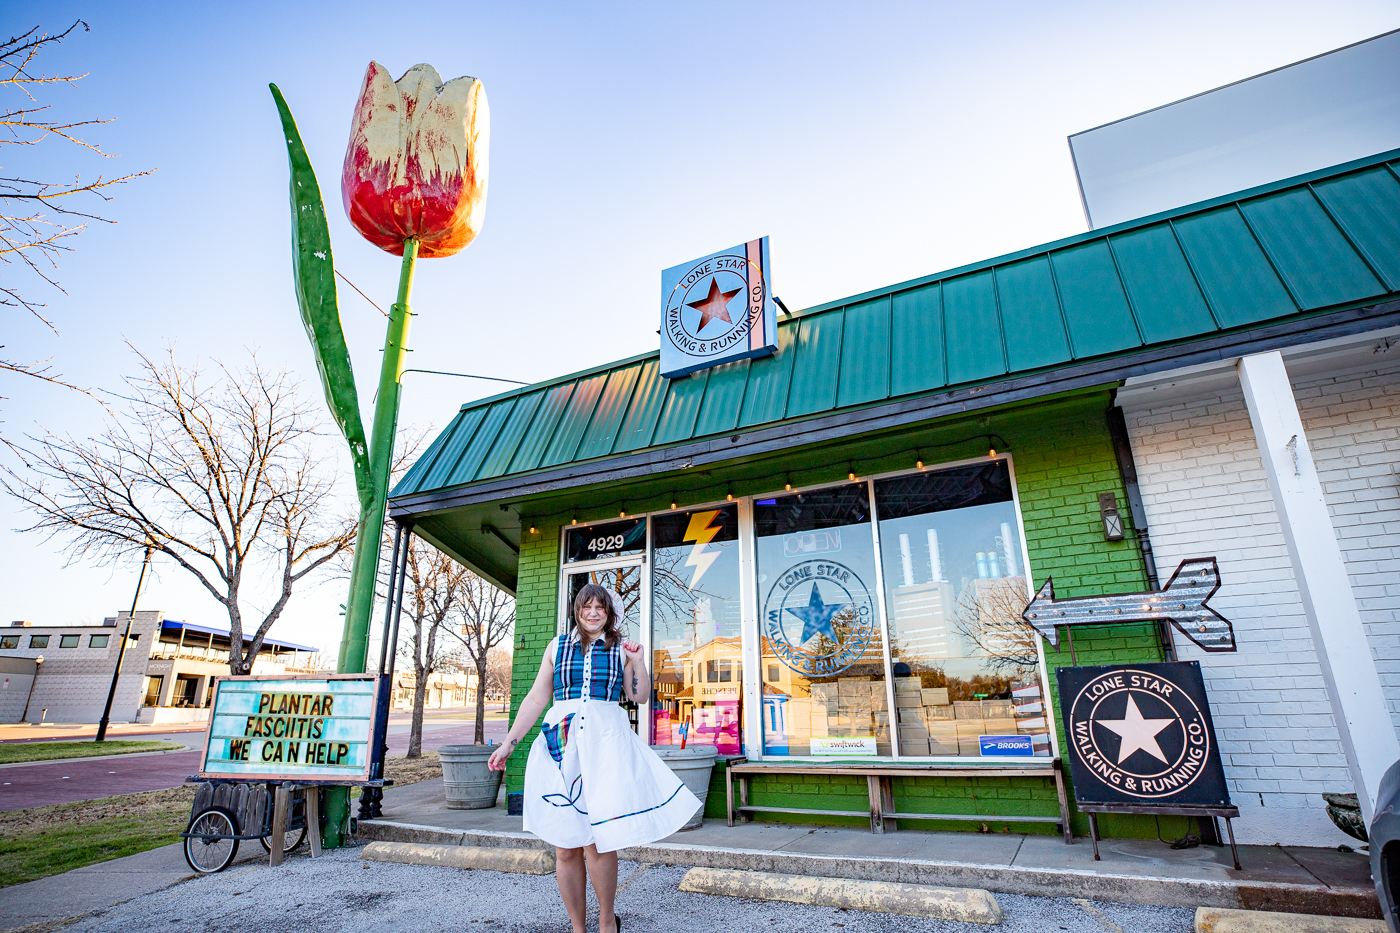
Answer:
(394, 148, 1400, 509)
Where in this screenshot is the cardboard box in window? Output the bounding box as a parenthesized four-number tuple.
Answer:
(873, 711, 890, 728)
(926, 721, 959, 741)
(896, 707, 923, 724)
(869, 683, 888, 711)
(877, 742, 893, 756)
(953, 701, 983, 720)
(958, 738, 983, 756)
(921, 687, 950, 706)
(811, 682, 837, 702)
(838, 695, 872, 712)
(837, 676, 870, 696)
(810, 715, 829, 738)
(955, 720, 986, 737)
(894, 676, 922, 695)
(929, 739, 958, 755)
(983, 718, 1017, 735)
(895, 692, 922, 709)
(983, 699, 1013, 718)
(898, 722, 930, 739)
(901, 738, 931, 756)
(923, 704, 956, 721)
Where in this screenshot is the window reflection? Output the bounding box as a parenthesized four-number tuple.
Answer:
(650, 506, 743, 754)
(756, 485, 890, 758)
(875, 462, 1049, 757)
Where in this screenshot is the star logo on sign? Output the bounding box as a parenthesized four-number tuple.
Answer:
(1096, 694, 1175, 764)
(686, 277, 741, 332)
(786, 583, 848, 645)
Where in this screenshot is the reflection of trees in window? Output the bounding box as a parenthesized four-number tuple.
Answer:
(950, 576, 1039, 675)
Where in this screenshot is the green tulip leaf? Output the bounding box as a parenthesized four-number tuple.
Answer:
(270, 83, 374, 511)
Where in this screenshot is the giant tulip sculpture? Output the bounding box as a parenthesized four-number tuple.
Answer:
(269, 62, 489, 688)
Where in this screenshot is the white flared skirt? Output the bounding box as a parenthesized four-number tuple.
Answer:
(522, 698, 700, 853)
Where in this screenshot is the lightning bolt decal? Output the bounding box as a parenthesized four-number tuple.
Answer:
(683, 510, 724, 591)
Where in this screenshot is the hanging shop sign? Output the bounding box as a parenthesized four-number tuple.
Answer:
(1057, 661, 1230, 807)
(197, 674, 379, 782)
(1022, 557, 1237, 652)
(660, 237, 778, 378)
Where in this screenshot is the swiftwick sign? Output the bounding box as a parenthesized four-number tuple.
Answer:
(197, 674, 378, 782)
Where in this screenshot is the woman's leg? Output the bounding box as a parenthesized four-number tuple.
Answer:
(583, 844, 618, 933)
(555, 846, 588, 933)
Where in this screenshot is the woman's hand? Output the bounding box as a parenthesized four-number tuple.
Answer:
(621, 639, 643, 663)
(487, 742, 512, 772)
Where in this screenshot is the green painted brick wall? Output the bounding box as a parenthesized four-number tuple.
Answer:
(505, 519, 561, 796)
(501, 389, 1198, 840)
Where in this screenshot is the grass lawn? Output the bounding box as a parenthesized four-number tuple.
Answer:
(0, 741, 183, 765)
(0, 753, 443, 887)
(0, 785, 195, 887)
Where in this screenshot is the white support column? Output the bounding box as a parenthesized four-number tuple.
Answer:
(1237, 350, 1400, 823)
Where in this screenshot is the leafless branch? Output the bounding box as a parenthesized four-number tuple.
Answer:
(1, 346, 355, 674)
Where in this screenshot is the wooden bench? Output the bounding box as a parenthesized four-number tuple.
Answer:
(725, 758, 1074, 843)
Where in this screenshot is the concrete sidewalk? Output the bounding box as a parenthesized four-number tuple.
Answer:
(364, 777, 1382, 919)
(0, 841, 265, 932)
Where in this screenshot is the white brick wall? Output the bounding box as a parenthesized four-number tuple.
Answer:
(1121, 355, 1400, 846)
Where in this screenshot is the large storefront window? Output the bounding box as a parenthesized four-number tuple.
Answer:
(649, 505, 743, 754)
(755, 485, 889, 757)
(874, 461, 1047, 756)
(557, 456, 1050, 761)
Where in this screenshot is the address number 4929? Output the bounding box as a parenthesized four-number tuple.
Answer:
(588, 535, 627, 552)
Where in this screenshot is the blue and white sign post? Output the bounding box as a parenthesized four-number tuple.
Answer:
(661, 237, 779, 378)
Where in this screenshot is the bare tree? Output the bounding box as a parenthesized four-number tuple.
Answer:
(952, 576, 1040, 675)
(1, 346, 354, 673)
(2, 22, 151, 395)
(485, 646, 512, 712)
(395, 536, 470, 758)
(455, 573, 514, 745)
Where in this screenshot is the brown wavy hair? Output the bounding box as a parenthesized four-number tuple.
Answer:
(571, 583, 622, 647)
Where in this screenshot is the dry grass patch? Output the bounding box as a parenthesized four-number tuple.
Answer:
(0, 740, 183, 764)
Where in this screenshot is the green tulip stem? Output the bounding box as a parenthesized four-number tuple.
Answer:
(338, 237, 420, 675)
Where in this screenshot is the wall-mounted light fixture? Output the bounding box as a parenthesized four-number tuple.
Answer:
(1098, 492, 1124, 541)
(528, 526, 537, 535)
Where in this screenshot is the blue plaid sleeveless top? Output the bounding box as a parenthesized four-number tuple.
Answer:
(553, 631, 624, 702)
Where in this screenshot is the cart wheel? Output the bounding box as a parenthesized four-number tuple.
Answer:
(184, 807, 239, 873)
(260, 824, 308, 855)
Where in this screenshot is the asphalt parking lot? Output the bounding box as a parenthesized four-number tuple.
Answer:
(60, 846, 1196, 933)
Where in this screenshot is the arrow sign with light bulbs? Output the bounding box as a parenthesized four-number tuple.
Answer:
(1022, 557, 1237, 653)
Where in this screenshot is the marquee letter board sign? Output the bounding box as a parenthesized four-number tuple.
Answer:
(1056, 661, 1231, 807)
(198, 674, 378, 783)
(660, 237, 778, 378)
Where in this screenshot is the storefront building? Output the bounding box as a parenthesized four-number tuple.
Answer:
(389, 149, 1400, 845)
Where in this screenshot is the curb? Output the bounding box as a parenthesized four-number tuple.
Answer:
(1195, 906, 1387, 932)
(359, 841, 555, 874)
(680, 867, 1004, 925)
(355, 820, 1381, 917)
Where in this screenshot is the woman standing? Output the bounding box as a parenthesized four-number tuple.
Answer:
(488, 583, 699, 933)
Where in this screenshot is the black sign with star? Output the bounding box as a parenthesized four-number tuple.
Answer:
(1056, 661, 1231, 808)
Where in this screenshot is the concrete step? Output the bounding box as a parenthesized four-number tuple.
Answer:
(354, 817, 1382, 919)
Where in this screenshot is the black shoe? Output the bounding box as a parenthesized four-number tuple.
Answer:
(615, 915, 622, 932)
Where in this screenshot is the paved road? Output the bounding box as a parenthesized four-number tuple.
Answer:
(40, 847, 1195, 933)
(0, 720, 506, 811)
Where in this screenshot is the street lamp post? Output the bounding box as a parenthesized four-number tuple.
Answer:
(96, 544, 154, 742)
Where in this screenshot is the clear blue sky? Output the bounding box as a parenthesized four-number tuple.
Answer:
(4, 1, 1396, 660)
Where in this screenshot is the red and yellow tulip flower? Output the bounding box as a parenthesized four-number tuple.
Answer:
(341, 61, 490, 258)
